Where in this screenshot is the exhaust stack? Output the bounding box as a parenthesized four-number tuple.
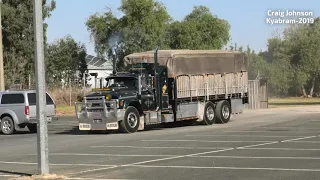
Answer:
(112, 45, 117, 75)
(154, 46, 160, 110)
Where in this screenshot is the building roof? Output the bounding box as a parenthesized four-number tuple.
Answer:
(86, 55, 113, 70)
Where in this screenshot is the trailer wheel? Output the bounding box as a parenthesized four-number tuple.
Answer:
(202, 101, 216, 125)
(215, 100, 231, 124)
(119, 106, 140, 133)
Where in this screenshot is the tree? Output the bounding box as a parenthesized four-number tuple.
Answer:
(165, 6, 230, 50)
(46, 35, 87, 88)
(86, 2, 231, 71)
(246, 17, 320, 97)
(86, 0, 171, 70)
(2, 0, 56, 87)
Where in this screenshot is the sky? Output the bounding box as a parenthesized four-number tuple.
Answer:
(45, 0, 319, 56)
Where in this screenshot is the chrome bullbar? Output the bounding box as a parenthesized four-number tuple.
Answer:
(74, 96, 125, 130)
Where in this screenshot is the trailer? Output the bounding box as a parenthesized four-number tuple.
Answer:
(75, 49, 249, 133)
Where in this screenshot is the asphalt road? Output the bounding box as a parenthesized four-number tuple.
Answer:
(1, 106, 320, 180)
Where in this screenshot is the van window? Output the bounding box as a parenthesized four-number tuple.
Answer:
(1, 94, 25, 104)
(27, 93, 54, 105)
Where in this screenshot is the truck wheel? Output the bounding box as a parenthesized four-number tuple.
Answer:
(202, 101, 216, 125)
(120, 106, 140, 133)
(215, 100, 231, 124)
(1, 116, 15, 135)
(27, 124, 37, 133)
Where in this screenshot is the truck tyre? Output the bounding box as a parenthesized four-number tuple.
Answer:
(202, 101, 216, 125)
(120, 106, 140, 133)
(1, 116, 15, 135)
(215, 100, 231, 124)
(27, 124, 37, 133)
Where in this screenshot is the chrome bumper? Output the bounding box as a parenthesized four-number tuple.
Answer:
(74, 96, 125, 131)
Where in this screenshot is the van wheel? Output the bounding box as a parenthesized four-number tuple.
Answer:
(202, 101, 216, 125)
(27, 124, 37, 133)
(1, 116, 15, 135)
(119, 106, 140, 133)
(215, 100, 231, 124)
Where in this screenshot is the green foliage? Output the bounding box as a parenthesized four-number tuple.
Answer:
(86, 0, 171, 62)
(2, 0, 56, 88)
(45, 35, 87, 87)
(248, 18, 320, 97)
(86, 2, 230, 70)
(165, 5, 230, 50)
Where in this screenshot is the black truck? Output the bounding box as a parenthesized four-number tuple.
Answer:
(75, 48, 249, 133)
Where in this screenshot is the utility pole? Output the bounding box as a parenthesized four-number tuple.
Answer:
(33, 0, 49, 175)
(0, 0, 5, 91)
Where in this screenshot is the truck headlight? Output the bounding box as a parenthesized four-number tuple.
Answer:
(105, 94, 111, 101)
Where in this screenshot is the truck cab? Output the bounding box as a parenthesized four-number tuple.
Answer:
(75, 61, 169, 133)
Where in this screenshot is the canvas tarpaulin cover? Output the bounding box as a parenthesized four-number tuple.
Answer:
(124, 50, 248, 78)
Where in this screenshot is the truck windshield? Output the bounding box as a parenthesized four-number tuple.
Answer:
(106, 77, 138, 89)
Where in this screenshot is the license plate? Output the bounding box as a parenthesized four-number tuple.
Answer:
(79, 123, 91, 130)
(106, 122, 118, 130)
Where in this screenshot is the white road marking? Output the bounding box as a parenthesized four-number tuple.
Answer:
(237, 141, 280, 149)
(245, 148, 320, 151)
(0, 174, 20, 177)
(28, 153, 177, 157)
(74, 134, 318, 175)
(127, 164, 320, 172)
(281, 135, 319, 142)
(309, 120, 320, 122)
(141, 140, 272, 143)
(289, 141, 320, 143)
(258, 127, 320, 130)
(90, 145, 231, 150)
(0, 161, 116, 167)
(185, 135, 305, 138)
(225, 130, 318, 133)
(70, 166, 119, 175)
(192, 155, 320, 160)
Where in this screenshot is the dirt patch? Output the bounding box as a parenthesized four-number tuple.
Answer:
(11, 174, 66, 180)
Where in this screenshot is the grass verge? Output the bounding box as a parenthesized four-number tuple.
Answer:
(269, 97, 320, 108)
(56, 105, 75, 116)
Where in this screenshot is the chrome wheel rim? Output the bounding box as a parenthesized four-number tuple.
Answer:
(222, 105, 230, 119)
(206, 106, 215, 121)
(2, 120, 12, 132)
(127, 112, 138, 128)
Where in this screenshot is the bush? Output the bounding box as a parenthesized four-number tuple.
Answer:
(47, 87, 90, 106)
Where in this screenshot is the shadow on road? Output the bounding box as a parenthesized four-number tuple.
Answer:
(0, 169, 32, 177)
(53, 121, 205, 135)
(0, 131, 33, 135)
